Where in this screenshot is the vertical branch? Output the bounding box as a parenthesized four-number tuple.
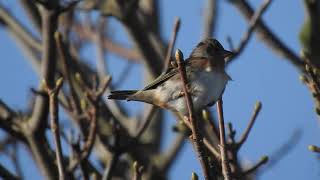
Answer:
(47, 78, 65, 180)
(203, 0, 218, 38)
(29, 5, 58, 133)
(163, 17, 180, 72)
(216, 99, 232, 180)
(175, 49, 213, 180)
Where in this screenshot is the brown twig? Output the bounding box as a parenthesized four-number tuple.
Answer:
(203, 138, 221, 161)
(216, 99, 232, 180)
(241, 156, 268, 176)
(73, 22, 141, 62)
(237, 101, 262, 149)
(229, 0, 305, 71)
(46, 77, 65, 180)
(227, 0, 272, 64)
(175, 49, 213, 180)
(29, 5, 59, 133)
(81, 107, 97, 160)
(163, 17, 180, 72)
(203, 0, 218, 38)
(95, 15, 108, 80)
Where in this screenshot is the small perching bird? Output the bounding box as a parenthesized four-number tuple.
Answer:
(108, 38, 233, 116)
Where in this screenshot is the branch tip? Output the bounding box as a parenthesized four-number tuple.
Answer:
(191, 172, 199, 180)
(308, 145, 320, 152)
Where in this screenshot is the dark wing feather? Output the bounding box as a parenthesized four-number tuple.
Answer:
(142, 67, 178, 90)
(142, 57, 204, 90)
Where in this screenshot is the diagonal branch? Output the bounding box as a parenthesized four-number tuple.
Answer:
(229, 0, 305, 71)
(237, 101, 262, 149)
(227, 0, 272, 64)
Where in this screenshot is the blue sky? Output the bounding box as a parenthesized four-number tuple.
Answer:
(0, 0, 320, 179)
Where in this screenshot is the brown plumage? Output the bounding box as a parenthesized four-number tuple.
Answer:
(108, 38, 233, 115)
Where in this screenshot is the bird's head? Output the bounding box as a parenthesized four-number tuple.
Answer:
(190, 38, 234, 68)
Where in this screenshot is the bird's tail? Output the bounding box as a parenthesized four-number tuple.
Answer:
(108, 90, 138, 100)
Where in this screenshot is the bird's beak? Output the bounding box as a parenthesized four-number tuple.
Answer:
(222, 49, 235, 58)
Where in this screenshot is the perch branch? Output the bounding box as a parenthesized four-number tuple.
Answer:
(175, 49, 213, 180)
(217, 99, 232, 180)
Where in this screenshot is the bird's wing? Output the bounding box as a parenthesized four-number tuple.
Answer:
(142, 67, 178, 90)
(142, 57, 206, 90)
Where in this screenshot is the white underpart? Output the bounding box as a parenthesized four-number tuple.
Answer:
(157, 70, 230, 116)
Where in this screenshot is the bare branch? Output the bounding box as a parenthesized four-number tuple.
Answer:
(29, 6, 59, 133)
(227, 0, 273, 64)
(0, 4, 42, 51)
(46, 77, 66, 180)
(175, 49, 213, 180)
(229, 0, 305, 71)
(237, 101, 262, 149)
(203, 0, 218, 38)
(241, 156, 268, 176)
(216, 99, 232, 180)
(163, 18, 180, 72)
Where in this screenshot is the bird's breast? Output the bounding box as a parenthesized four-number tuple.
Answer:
(192, 71, 229, 106)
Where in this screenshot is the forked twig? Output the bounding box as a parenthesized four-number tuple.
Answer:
(46, 77, 65, 180)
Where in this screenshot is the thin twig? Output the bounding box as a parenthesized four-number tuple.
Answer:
(229, 0, 305, 71)
(163, 17, 180, 72)
(47, 77, 65, 180)
(81, 107, 97, 160)
(73, 22, 141, 62)
(175, 49, 213, 180)
(95, 15, 108, 80)
(237, 102, 262, 149)
(203, 138, 221, 161)
(0, 4, 42, 51)
(241, 156, 268, 176)
(203, 0, 218, 38)
(227, 0, 272, 64)
(216, 99, 232, 180)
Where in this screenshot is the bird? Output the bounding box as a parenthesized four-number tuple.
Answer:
(108, 38, 233, 116)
